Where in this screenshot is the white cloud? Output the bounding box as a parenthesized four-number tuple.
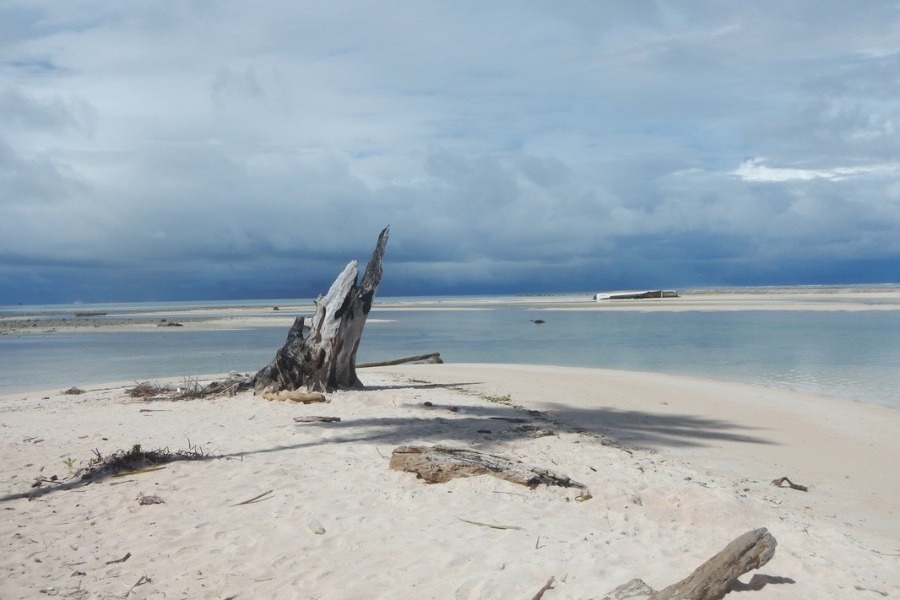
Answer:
(732, 158, 900, 182)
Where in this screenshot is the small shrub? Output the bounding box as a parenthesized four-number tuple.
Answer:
(482, 393, 512, 405)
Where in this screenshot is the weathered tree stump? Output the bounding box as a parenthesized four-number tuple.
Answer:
(601, 528, 777, 600)
(389, 445, 590, 497)
(252, 227, 389, 393)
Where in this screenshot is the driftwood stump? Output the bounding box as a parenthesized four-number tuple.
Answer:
(252, 227, 389, 393)
(602, 528, 777, 600)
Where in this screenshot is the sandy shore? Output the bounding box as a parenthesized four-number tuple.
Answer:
(0, 306, 307, 336)
(2, 364, 897, 599)
(3, 286, 899, 336)
(377, 286, 900, 312)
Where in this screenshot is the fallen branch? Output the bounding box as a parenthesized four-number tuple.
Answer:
(232, 489, 274, 506)
(124, 575, 152, 598)
(105, 552, 132, 565)
(293, 416, 341, 423)
(531, 576, 556, 600)
(771, 476, 808, 492)
(601, 528, 777, 600)
(112, 466, 165, 477)
(358, 353, 443, 368)
(457, 517, 523, 530)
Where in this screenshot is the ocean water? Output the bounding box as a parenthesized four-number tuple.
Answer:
(362, 307, 900, 407)
(1, 294, 899, 408)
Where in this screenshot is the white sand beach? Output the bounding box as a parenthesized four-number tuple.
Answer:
(2, 364, 898, 599)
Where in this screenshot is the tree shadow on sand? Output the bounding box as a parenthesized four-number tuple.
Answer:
(366, 378, 773, 446)
(222, 380, 774, 462)
(1, 380, 774, 502)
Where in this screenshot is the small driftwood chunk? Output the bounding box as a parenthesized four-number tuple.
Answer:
(262, 387, 327, 403)
(389, 445, 589, 496)
(601, 528, 777, 600)
(771, 476, 808, 492)
(602, 578, 656, 600)
(137, 493, 165, 505)
(293, 416, 341, 423)
(531, 576, 556, 600)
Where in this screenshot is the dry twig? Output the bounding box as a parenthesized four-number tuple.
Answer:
(232, 489, 275, 506)
(293, 416, 341, 423)
(105, 552, 131, 565)
(771, 476, 809, 492)
(456, 517, 523, 531)
(531, 576, 556, 600)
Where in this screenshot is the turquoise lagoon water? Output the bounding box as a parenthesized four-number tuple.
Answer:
(1, 293, 899, 408)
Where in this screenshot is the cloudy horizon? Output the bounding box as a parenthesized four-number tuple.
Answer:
(2, 2, 899, 304)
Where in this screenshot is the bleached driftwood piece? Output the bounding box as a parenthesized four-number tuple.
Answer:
(771, 476, 808, 492)
(602, 579, 656, 600)
(261, 387, 327, 403)
(357, 352, 443, 368)
(293, 416, 341, 423)
(601, 528, 777, 600)
(389, 445, 590, 496)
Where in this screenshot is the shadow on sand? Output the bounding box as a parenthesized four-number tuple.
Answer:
(224, 379, 774, 462)
(1, 380, 773, 503)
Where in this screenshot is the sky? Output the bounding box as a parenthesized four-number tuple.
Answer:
(2, 1, 900, 304)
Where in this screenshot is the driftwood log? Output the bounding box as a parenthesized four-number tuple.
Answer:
(252, 227, 389, 393)
(357, 352, 443, 368)
(601, 528, 777, 600)
(390, 445, 590, 497)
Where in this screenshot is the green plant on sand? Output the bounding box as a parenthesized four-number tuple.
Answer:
(481, 393, 512, 405)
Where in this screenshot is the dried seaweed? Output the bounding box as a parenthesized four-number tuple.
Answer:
(76, 442, 215, 480)
(127, 381, 170, 398)
(126, 373, 251, 401)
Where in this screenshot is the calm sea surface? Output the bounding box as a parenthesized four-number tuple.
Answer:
(1, 293, 899, 408)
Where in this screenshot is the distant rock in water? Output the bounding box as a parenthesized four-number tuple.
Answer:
(157, 319, 183, 327)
